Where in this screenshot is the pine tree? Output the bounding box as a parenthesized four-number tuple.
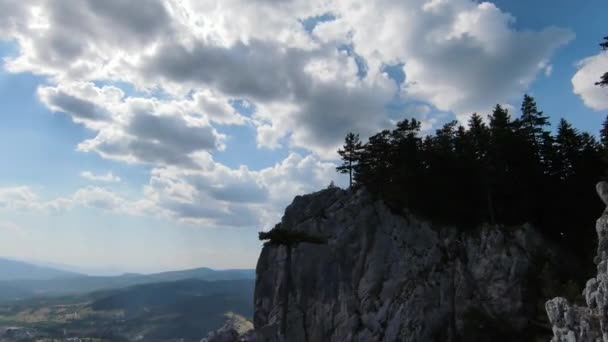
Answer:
(487, 105, 513, 223)
(466, 113, 494, 223)
(555, 119, 581, 180)
(488, 104, 510, 131)
(519, 94, 550, 147)
(389, 119, 422, 208)
(336, 132, 363, 187)
(600, 115, 608, 149)
(358, 130, 393, 194)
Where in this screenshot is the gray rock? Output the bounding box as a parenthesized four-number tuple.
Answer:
(202, 313, 254, 342)
(597, 181, 608, 207)
(253, 187, 547, 341)
(546, 182, 608, 342)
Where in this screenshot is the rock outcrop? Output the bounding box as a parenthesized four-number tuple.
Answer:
(545, 182, 608, 342)
(201, 313, 254, 342)
(252, 187, 549, 341)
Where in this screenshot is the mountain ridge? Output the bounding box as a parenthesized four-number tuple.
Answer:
(0, 258, 82, 281)
(0, 259, 255, 303)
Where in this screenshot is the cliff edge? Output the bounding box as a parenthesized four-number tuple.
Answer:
(545, 182, 608, 341)
(251, 187, 550, 341)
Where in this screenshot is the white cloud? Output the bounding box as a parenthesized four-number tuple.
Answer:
(0, 186, 42, 211)
(0, 0, 575, 228)
(1, 0, 573, 153)
(81, 171, 121, 183)
(544, 64, 553, 77)
(39, 82, 230, 167)
(0, 185, 144, 215)
(572, 51, 608, 110)
(0, 152, 343, 228)
(146, 152, 343, 227)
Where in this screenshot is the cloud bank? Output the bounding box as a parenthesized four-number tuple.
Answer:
(0, 0, 573, 228)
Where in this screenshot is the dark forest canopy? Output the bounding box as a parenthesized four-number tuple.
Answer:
(337, 95, 608, 262)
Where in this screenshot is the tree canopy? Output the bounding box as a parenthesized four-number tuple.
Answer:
(336, 132, 363, 187)
(338, 95, 607, 267)
(259, 224, 327, 247)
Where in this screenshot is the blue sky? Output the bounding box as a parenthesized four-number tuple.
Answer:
(0, 0, 606, 274)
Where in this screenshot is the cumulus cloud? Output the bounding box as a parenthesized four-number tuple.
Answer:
(314, 1, 573, 119)
(0, 185, 161, 218)
(0, 152, 342, 228)
(2, 0, 572, 152)
(572, 51, 608, 110)
(0, 186, 42, 211)
(39, 82, 229, 167)
(146, 152, 341, 227)
(81, 171, 121, 183)
(0, 0, 575, 228)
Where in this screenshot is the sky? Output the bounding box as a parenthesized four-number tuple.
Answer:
(0, 0, 606, 275)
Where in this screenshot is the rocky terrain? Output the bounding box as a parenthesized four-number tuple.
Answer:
(545, 182, 608, 341)
(247, 187, 556, 341)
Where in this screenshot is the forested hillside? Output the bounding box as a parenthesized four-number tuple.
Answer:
(338, 95, 608, 273)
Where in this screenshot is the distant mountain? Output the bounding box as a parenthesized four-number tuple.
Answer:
(141, 267, 255, 282)
(0, 258, 81, 281)
(0, 265, 255, 303)
(0, 278, 254, 341)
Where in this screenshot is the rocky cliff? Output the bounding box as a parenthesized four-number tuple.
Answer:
(545, 182, 608, 341)
(251, 187, 553, 341)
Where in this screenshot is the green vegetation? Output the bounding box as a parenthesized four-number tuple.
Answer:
(0, 279, 254, 342)
(336, 132, 363, 187)
(259, 224, 327, 247)
(341, 96, 606, 230)
(0, 264, 254, 304)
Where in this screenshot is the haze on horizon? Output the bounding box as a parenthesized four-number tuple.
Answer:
(0, 0, 606, 274)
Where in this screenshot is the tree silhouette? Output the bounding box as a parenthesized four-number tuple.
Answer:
(336, 132, 363, 187)
(518, 94, 550, 148)
(339, 94, 608, 279)
(600, 115, 608, 149)
(259, 225, 326, 339)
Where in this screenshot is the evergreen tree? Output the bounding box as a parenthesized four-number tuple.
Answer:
(389, 118, 422, 208)
(487, 105, 513, 223)
(336, 132, 363, 187)
(518, 94, 550, 147)
(357, 130, 393, 194)
(555, 119, 581, 180)
(338, 101, 608, 275)
(600, 115, 608, 149)
(466, 113, 493, 223)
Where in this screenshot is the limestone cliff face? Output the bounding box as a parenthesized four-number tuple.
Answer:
(545, 182, 608, 342)
(252, 187, 548, 341)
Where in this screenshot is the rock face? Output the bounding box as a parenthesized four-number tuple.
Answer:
(253, 187, 548, 341)
(546, 182, 608, 342)
(202, 313, 254, 342)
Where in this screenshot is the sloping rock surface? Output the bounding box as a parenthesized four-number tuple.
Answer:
(546, 182, 608, 342)
(253, 187, 546, 341)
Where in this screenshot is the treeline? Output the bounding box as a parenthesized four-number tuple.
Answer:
(337, 95, 608, 255)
